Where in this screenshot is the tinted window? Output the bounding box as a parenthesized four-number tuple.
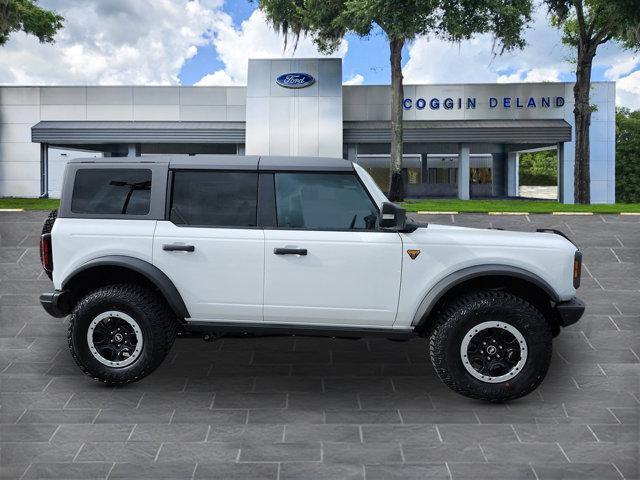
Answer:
(170, 171, 258, 227)
(275, 173, 378, 230)
(71, 169, 151, 215)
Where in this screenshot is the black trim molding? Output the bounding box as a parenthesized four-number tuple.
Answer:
(412, 265, 561, 326)
(62, 255, 190, 318)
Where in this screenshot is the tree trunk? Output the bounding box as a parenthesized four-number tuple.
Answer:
(388, 37, 405, 202)
(573, 46, 595, 204)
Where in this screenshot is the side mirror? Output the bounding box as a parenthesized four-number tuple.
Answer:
(379, 202, 407, 230)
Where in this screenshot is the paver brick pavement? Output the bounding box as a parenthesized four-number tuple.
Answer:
(0, 211, 638, 479)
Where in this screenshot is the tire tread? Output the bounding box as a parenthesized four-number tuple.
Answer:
(67, 283, 176, 385)
(429, 290, 552, 402)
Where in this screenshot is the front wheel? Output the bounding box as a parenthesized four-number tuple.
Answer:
(429, 290, 552, 402)
(68, 284, 177, 385)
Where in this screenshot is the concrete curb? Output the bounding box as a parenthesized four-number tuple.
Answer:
(0, 208, 24, 212)
(416, 211, 458, 215)
(487, 212, 529, 215)
(552, 212, 594, 215)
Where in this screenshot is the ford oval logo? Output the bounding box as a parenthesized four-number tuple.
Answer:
(276, 72, 315, 89)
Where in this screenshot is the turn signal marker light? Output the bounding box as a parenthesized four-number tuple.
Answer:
(407, 249, 421, 260)
(573, 251, 582, 288)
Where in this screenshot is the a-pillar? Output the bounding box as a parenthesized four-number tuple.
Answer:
(457, 143, 470, 200)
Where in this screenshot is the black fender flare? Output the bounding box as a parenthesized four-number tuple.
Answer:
(412, 265, 560, 327)
(62, 255, 190, 319)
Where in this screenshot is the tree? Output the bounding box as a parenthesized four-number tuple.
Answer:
(615, 107, 640, 203)
(258, 0, 533, 201)
(0, 0, 63, 46)
(545, 0, 640, 204)
(519, 150, 558, 186)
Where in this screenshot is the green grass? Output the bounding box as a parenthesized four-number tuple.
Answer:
(2, 196, 639, 214)
(0, 198, 60, 211)
(402, 199, 640, 214)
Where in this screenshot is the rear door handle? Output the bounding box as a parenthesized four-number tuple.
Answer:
(163, 244, 195, 252)
(274, 248, 307, 255)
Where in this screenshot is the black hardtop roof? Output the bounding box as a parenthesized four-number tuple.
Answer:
(68, 155, 354, 172)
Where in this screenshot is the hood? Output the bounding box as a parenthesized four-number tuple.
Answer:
(411, 223, 577, 252)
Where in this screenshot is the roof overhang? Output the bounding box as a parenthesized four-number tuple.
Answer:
(343, 119, 572, 144)
(32, 121, 246, 144)
(32, 119, 572, 146)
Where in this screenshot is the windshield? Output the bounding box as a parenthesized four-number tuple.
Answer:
(353, 163, 389, 209)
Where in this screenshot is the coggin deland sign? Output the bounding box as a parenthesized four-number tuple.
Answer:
(275, 71, 567, 111)
(403, 95, 565, 110)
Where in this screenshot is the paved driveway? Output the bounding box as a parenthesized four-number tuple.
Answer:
(1, 211, 638, 480)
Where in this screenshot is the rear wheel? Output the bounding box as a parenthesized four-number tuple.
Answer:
(68, 284, 176, 384)
(429, 290, 552, 402)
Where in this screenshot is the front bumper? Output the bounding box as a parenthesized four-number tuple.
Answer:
(555, 297, 585, 327)
(40, 290, 71, 318)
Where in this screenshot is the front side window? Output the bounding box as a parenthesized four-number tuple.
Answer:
(71, 169, 151, 215)
(170, 171, 258, 227)
(275, 173, 378, 230)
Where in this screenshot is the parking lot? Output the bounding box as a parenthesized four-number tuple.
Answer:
(0, 211, 638, 480)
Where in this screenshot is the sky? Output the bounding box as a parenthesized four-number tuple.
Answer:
(0, 0, 638, 108)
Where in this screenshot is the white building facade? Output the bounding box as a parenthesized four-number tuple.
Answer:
(0, 58, 616, 203)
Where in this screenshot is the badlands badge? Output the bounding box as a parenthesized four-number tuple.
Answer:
(407, 249, 421, 260)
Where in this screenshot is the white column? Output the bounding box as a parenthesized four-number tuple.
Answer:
(457, 143, 470, 200)
(558, 142, 572, 204)
(127, 144, 140, 157)
(507, 151, 519, 197)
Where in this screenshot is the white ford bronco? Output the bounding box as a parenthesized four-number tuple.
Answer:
(40, 155, 584, 401)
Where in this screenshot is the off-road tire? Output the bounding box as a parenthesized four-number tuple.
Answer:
(68, 284, 176, 385)
(429, 290, 552, 402)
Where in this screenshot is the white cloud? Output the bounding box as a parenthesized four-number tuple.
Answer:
(604, 53, 639, 81)
(343, 74, 364, 85)
(403, 10, 571, 85)
(195, 70, 238, 86)
(497, 67, 561, 83)
(0, 0, 223, 85)
(402, 9, 639, 108)
(616, 70, 640, 110)
(197, 9, 348, 86)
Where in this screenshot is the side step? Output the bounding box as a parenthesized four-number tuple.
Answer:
(183, 321, 417, 340)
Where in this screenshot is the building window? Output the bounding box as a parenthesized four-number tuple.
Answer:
(407, 168, 421, 185)
(363, 167, 390, 192)
(71, 169, 151, 215)
(427, 168, 458, 185)
(275, 173, 378, 230)
(360, 166, 421, 191)
(170, 171, 258, 227)
(471, 168, 492, 184)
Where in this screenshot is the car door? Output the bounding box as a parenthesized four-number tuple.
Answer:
(153, 169, 264, 322)
(263, 171, 403, 327)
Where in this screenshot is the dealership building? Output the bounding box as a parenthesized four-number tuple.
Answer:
(0, 58, 615, 203)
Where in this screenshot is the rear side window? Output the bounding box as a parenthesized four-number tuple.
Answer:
(275, 173, 378, 230)
(170, 171, 258, 227)
(71, 169, 151, 215)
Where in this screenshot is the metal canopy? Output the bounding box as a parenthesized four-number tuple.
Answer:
(32, 119, 571, 146)
(31, 121, 246, 144)
(343, 119, 572, 144)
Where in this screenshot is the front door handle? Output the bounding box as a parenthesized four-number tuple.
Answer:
(274, 247, 307, 255)
(163, 244, 195, 252)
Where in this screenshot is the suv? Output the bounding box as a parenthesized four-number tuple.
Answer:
(40, 155, 584, 402)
